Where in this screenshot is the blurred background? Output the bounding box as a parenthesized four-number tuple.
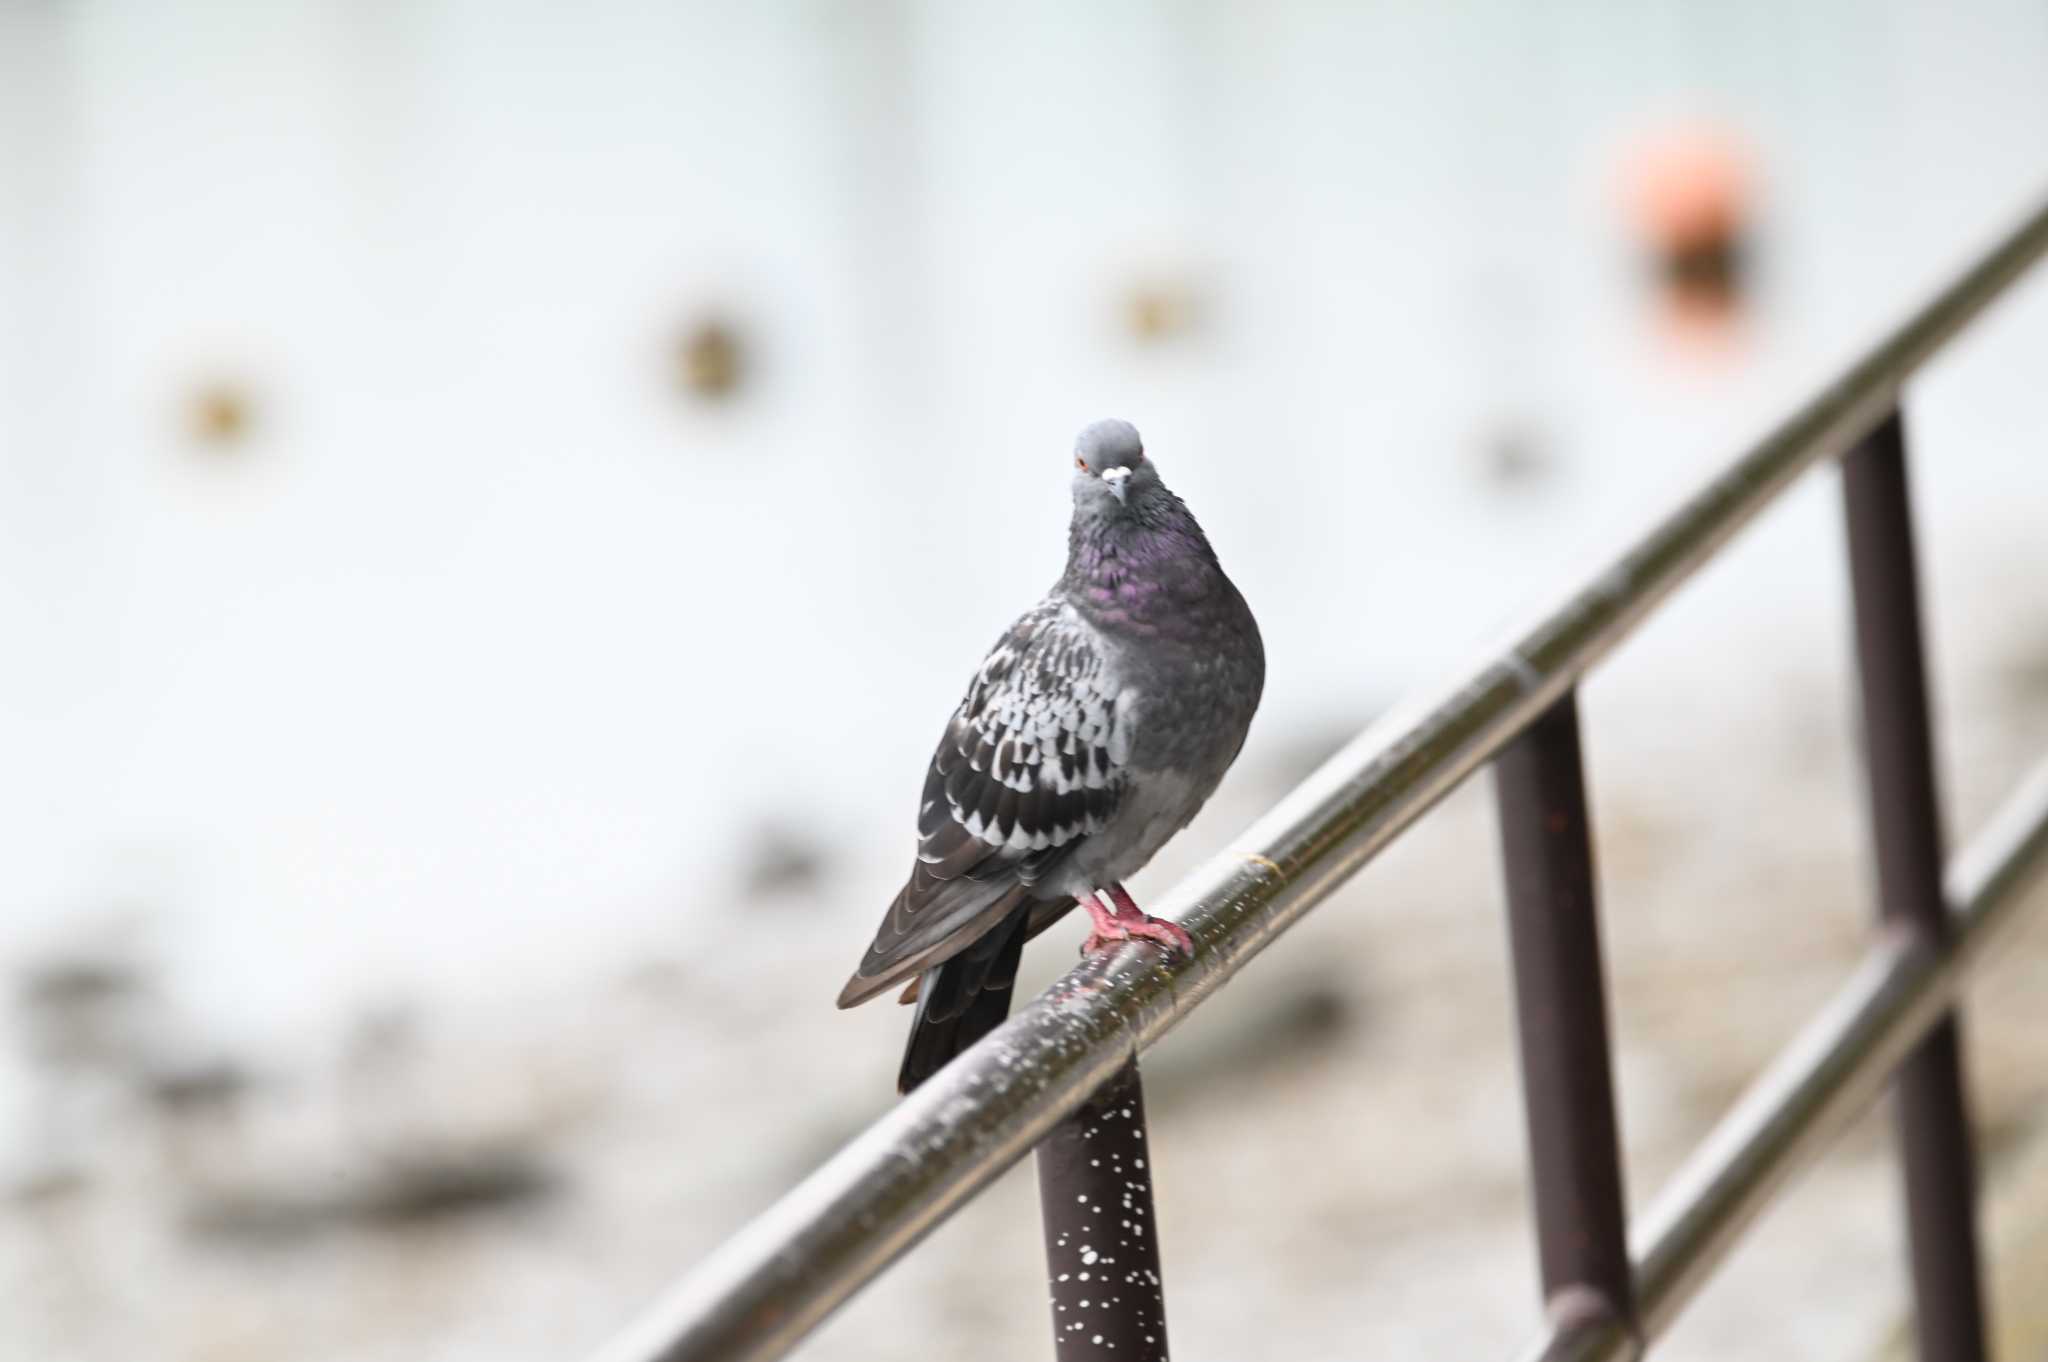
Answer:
(4, 2, 2048, 1359)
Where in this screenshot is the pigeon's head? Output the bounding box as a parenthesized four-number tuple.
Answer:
(1071, 418, 1159, 511)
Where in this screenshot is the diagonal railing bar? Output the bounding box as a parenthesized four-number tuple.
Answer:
(1516, 756, 2048, 1362)
(582, 194, 2048, 1362)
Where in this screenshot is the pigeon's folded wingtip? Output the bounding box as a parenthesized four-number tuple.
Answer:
(837, 971, 896, 1010)
(840, 963, 931, 1009)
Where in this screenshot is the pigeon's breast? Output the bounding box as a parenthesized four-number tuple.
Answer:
(1126, 655, 1258, 777)
(1115, 583, 1263, 775)
(1044, 761, 1205, 895)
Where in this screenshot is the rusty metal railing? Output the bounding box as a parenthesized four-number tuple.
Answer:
(583, 193, 2048, 1362)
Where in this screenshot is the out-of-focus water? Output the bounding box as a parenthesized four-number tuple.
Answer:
(3, 5, 2048, 1359)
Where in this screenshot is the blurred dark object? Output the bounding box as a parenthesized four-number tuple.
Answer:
(353, 1147, 554, 1227)
(1478, 418, 1556, 492)
(187, 380, 256, 449)
(738, 824, 828, 899)
(1121, 276, 1207, 345)
(187, 1144, 555, 1244)
(677, 317, 745, 399)
(6, 1166, 88, 1209)
(16, 953, 148, 1070)
(144, 1058, 253, 1118)
(19, 956, 137, 1012)
(1625, 123, 1755, 327)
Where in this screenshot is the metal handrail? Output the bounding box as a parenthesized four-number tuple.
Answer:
(1519, 757, 2048, 1362)
(586, 194, 2048, 1362)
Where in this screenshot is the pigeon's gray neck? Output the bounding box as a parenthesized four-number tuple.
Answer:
(1061, 490, 1221, 640)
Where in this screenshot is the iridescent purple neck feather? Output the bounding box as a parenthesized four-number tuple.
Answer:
(1061, 479, 1230, 643)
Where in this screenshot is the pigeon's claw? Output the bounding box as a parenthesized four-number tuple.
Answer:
(1080, 884, 1195, 959)
(1100, 915, 1196, 958)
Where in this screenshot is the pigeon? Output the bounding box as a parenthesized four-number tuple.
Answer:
(838, 419, 1265, 1093)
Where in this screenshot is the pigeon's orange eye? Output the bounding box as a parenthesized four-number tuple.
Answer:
(1075, 457, 1087, 471)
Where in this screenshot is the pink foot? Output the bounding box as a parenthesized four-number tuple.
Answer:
(1080, 883, 1195, 958)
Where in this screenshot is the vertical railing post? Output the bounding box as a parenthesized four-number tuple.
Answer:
(1842, 406, 1991, 1362)
(1037, 1056, 1168, 1360)
(1493, 691, 1639, 1354)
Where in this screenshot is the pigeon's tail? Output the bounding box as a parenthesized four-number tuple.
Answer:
(898, 904, 1030, 1095)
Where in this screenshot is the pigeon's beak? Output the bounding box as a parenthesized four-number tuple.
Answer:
(1102, 466, 1131, 504)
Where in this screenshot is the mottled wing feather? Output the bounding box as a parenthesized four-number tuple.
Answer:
(841, 602, 1127, 1002)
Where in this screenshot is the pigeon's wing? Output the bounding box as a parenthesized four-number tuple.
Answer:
(837, 602, 1128, 1007)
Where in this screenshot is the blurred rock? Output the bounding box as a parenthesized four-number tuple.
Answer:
(5, 1166, 88, 1210)
(144, 1059, 253, 1118)
(737, 825, 829, 900)
(348, 1146, 555, 1228)
(19, 958, 137, 1012)
(185, 1184, 331, 1244)
(186, 1144, 555, 1244)
(15, 953, 149, 1070)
